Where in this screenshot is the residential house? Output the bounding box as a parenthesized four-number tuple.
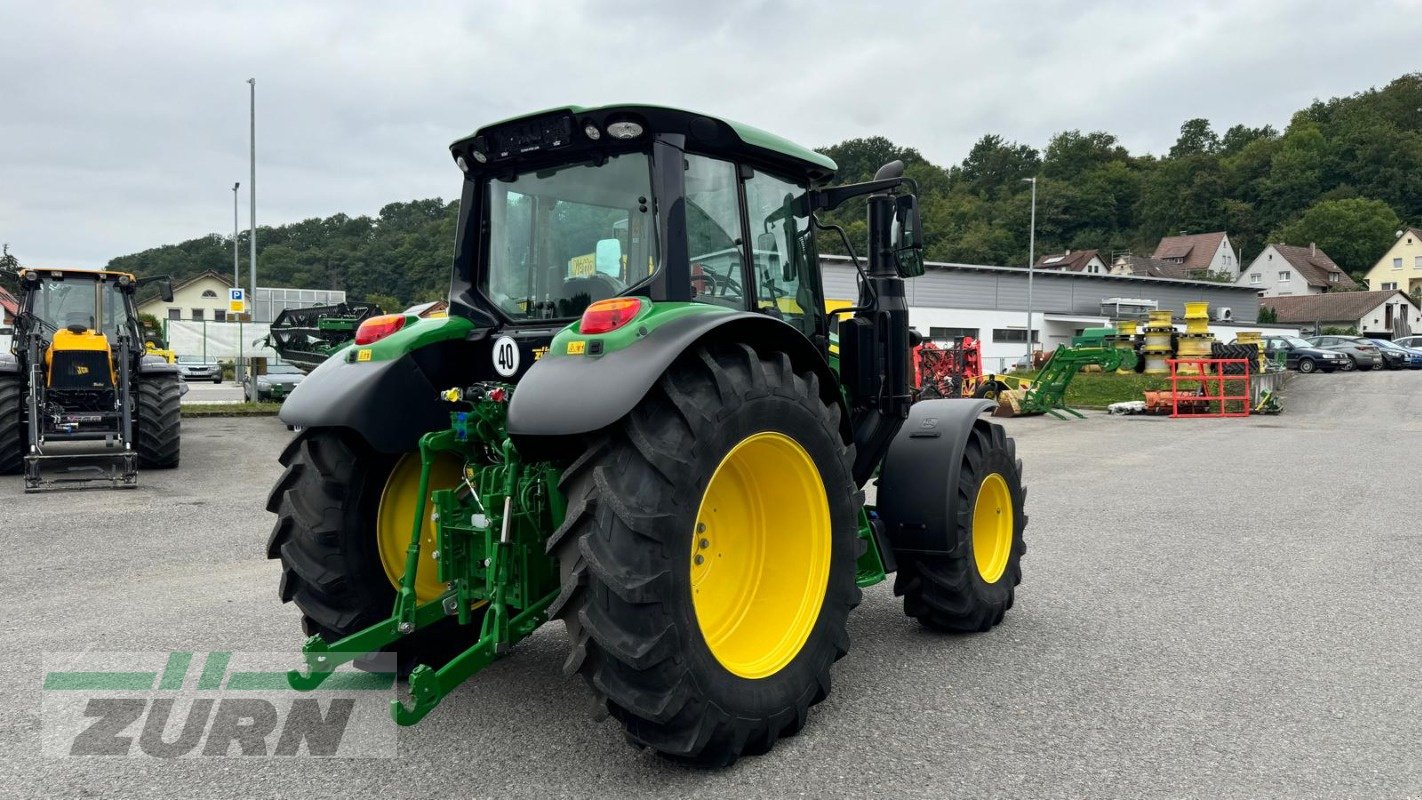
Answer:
(0, 285, 17, 327)
(1151, 231, 1240, 278)
(1362, 227, 1422, 296)
(1111, 254, 1199, 280)
(1238, 243, 1357, 297)
(1034, 249, 1108, 274)
(136, 270, 234, 323)
(1260, 290, 1420, 337)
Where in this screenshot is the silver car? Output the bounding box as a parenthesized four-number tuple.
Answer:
(175, 354, 222, 383)
(1305, 335, 1382, 371)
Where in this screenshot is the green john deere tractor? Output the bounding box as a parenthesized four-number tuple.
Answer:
(269, 105, 1027, 766)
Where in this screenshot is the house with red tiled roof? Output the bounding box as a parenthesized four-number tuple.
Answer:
(1109, 254, 1199, 280)
(0, 285, 18, 326)
(1151, 231, 1240, 278)
(1261, 290, 1419, 337)
(1034, 249, 1108, 274)
(1239, 243, 1358, 297)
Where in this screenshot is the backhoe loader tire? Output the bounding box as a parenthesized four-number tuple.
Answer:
(266, 429, 480, 675)
(0, 373, 23, 475)
(550, 342, 861, 767)
(134, 374, 182, 469)
(893, 420, 1026, 632)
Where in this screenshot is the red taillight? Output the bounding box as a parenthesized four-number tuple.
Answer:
(355, 314, 407, 345)
(579, 297, 645, 335)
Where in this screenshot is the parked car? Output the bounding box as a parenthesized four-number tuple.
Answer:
(1395, 335, 1422, 350)
(1261, 335, 1349, 373)
(244, 362, 306, 402)
(1370, 338, 1422, 369)
(175, 354, 222, 383)
(1305, 335, 1382, 371)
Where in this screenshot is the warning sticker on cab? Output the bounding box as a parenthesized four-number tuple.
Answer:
(566, 341, 587, 356)
(356, 349, 372, 362)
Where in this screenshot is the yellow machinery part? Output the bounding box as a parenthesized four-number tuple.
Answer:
(45, 328, 116, 386)
(690, 432, 831, 680)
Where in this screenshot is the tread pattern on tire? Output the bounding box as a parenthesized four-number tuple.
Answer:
(266, 430, 480, 672)
(134, 374, 182, 469)
(892, 421, 1027, 632)
(548, 343, 860, 766)
(0, 373, 23, 475)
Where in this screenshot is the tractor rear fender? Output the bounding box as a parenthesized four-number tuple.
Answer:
(0, 353, 17, 374)
(874, 398, 996, 556)
(278, 350, 451, 454)
(507, 312, 849, 459)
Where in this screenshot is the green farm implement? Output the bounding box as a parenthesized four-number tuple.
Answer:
(259, 302, 384, 373)
(268, 105, 1028, 766)
(997, 343, 1138, 419)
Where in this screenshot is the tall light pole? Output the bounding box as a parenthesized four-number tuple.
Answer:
(231, 182, 240, 287)
(247, 78, 257, 322)
(1023, 176, 1038, 360)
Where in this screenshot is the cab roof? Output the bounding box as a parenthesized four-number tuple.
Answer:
(19, 267, 136, 281)
(451, 104, 838, 183)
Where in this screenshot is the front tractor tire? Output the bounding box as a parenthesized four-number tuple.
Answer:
(265, 430, 479, 673)
(550, 343, 861, 766)
(134, 374, 182, 469)
(0, 372, 24, 475)
(893, 421, 1027, 632)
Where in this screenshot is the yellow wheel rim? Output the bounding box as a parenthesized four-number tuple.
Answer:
(690, 432, 831, 680)
(972, 473, 1013, 584)
(377, 452, 461, 603)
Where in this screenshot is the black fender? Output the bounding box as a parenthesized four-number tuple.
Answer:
(138, 355, 179, 375)
(507, 312, 849, 455)
(874, 398, 996, 555)
(0, 353, 17, 374)
(279, 351, 450, 454)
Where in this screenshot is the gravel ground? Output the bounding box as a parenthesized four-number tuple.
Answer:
(0, 370, 1417, 799)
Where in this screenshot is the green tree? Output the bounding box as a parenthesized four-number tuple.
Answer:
(1169, 118, 1220, 158)
(0, 244, 20, 294)
(1271, 197, 1402, 275)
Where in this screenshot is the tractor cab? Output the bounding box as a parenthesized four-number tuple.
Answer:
(446, 106, 841, 349)
(16, 269, 140, 397)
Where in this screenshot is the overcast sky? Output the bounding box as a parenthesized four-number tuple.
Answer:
(3, 0, 1420, 267)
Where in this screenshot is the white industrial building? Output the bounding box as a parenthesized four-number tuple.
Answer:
(820, 255, 1296, 372)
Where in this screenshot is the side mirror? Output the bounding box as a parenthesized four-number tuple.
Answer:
(893, 194, 924, 278)
(594, 238, 622, 278)
(161, 279, 174, 303)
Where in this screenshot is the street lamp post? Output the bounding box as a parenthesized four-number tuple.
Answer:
(247, 78, 257, 322)
(1023, 176, 1038, 361)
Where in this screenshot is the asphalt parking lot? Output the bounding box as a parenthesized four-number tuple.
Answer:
(1, 370, 1417, 798)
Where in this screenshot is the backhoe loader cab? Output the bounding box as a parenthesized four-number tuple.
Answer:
(0, 268, 182, 490)
(270, 105, 1028, 766)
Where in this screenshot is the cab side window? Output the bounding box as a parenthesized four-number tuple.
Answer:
(683, 154, 745, 309)
(744, 171, 819, 338)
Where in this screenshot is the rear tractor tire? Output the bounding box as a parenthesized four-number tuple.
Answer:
(266, 429, 480, 674)
(134, 374, 182, 469)
(550, 343, 861, 767)
(0, 372, 24, 476)
(893, 420, 1027, 632)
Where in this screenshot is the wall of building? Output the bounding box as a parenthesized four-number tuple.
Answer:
(1366, 231, 1422, 293)
(1210, 236, 1239, 277)
(138, 275, 233, 322)
(1241, 246, 1311, 297)
(821, 257, 1260, 321)
(1359, 295, 1422, 336)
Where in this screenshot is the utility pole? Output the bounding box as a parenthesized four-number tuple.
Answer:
(1023, 176, 1038, 360)
(248, 78, 257, 322)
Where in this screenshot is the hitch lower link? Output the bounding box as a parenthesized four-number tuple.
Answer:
(288, 415, 558, 725)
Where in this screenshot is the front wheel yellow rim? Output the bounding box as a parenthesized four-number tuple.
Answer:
(690, 432, 832, 680)
(376, 452, 462, 603)
(972, 473, 1014, 584)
